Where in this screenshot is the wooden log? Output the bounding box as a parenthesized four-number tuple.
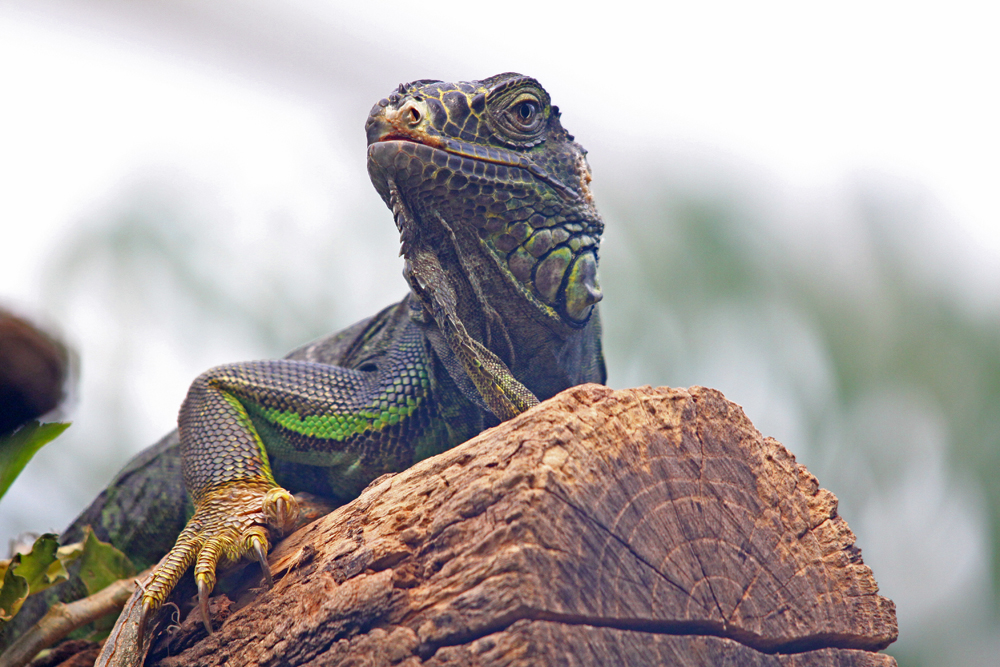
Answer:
(134, 384, 898, 666)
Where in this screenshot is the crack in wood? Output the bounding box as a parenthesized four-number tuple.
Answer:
(418, 606, 893, 660)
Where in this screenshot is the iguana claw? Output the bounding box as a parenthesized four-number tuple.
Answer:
(252, 535, 272, 588)
(197, 577, 213, 634)
(137, 598, 153, 649)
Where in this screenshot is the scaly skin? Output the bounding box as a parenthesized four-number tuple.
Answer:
(98, 73, 607, 645)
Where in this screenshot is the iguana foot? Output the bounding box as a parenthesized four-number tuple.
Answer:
(138, 483, 298, 641)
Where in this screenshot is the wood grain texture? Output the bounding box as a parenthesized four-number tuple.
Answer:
(137, 384, 897, 667)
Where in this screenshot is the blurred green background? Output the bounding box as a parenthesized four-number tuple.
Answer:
(1, 1, 998, 665)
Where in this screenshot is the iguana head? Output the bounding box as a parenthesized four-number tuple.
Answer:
(366, 73, 603, 326)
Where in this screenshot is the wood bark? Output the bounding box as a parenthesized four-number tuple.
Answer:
(131, 385, 896, 666)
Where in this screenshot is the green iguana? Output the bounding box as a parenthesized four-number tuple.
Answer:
(8, 73, 607, 659)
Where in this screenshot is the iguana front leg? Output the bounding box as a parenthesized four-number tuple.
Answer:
(138, 329, 437, 636)
(138, 365, 299, 638)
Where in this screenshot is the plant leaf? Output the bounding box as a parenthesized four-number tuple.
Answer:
(0, 533, 63, 622)
(0, 561, 28, 623)
(12, 534, 63, 595)
(56, 540, 85, 565)
(78, 527, 136, 597)
(0, 421, 70, 499)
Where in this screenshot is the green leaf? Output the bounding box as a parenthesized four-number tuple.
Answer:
(0, 533, 63, 622)
(12, 534, 63, 595)
(78, 527, 136, 597)
(0, 530, 134, 627)
(0, 421, 70, 499)
(45, 554, 71, 591)
(0, 562, 29, 623)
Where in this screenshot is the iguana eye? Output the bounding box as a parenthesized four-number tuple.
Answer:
(485, 79, 550, 147)
(515, 100, 537, 123)
(505, 96, 543, 135)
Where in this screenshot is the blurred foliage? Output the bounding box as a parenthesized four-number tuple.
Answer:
(47, 191, 342, 356)
(76, 528, 137, 599)
(0, 534, 62, 623)
(0, 422, 70, 500)
(74, 527, 138, 636)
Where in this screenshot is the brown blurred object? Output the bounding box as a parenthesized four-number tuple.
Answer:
(0, 309, 70, 436)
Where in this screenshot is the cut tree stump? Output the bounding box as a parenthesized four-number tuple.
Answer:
(134, 385, 898, 666)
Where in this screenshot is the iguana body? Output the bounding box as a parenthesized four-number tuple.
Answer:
(11, 73, 607, 651)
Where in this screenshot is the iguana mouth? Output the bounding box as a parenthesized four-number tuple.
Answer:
(369, 136, 579, 202)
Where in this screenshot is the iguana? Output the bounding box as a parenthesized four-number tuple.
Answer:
(4, 72, 607, 658)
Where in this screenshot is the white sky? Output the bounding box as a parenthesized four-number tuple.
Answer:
(0, 11, 345, 306)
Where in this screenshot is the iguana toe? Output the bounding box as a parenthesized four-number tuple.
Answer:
(262, 487, 298, 533)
